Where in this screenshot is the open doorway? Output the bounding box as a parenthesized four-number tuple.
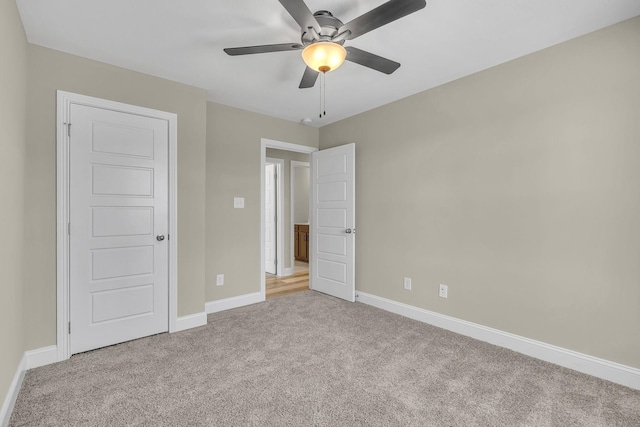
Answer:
(261, 143, 314, 299)
(261, 140, 356, 302)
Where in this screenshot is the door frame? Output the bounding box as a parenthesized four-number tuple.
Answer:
(56, 91, 178, 361)
(290, 160, 310, 272)
(265, 157, 284, 276)
(260, 139, 317, 300)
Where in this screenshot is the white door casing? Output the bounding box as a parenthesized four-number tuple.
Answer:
(310, 143, 356, 302)
(265, 163, 277, 275)
(57, 91, 178, 361)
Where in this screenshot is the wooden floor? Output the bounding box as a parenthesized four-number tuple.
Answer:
(266, 270, 309, 299)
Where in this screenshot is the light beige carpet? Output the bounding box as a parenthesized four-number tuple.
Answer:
(10, 290, 640, 426)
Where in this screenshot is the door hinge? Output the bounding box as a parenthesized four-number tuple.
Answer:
(68, 322, 71, 334)
(65, 123, 71, 138)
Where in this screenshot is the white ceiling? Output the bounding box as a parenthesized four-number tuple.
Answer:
(17, 0, 640, 127)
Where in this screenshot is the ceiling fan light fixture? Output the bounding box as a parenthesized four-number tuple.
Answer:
(302, 42, 347, 73)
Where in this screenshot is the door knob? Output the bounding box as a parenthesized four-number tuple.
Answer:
(345, 228, 352, 234)
(156, 234, 165, 241)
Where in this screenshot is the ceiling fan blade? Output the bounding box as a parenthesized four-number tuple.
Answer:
(338, 0, 426, 40)
(224, 43, 303, 56)
(278, 0, 321, 33)
(345, 46, 400, 74)
(299, 67, 319, 88)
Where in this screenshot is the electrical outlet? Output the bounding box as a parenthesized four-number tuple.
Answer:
(439, 284, 448, 298)
(234, 197, 245, 208)
(404, 277, 412, 291)
(216, 274, 224, 286)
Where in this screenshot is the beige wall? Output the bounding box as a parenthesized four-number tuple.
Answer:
(266, 148, 310, 269)
(206, 103, 318, 301)
(0, 0, 27, 409)
(320, 17, 640, 368)
(293, 164, 310, 224)
(24, 45, 207, 350)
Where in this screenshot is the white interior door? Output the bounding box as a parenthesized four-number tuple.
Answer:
(310, 143, 355, 302)
(265, 163, 277, 275)
(69, 104, 169, 354)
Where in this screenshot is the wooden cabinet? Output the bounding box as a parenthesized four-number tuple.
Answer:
(299, 225, 309, 262)
(294, 224, 309, 262)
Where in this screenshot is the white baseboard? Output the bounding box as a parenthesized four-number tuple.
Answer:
(1, 346, 60, 426)
(1, 354, 26, 427)
(174, 312, 207, 332)
(206, 292, 264, 314)
(356, 291, 640, 391)
(1, 346, 59, 426)
(283, 267, 294, 277)
(25, 346, 58, 370)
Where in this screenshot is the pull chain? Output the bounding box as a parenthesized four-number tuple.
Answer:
(319, 72, 322, 119)
(319, 71, 327, 119)
(323, 72, 326, 117)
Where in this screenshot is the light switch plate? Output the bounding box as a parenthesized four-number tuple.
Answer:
(439, 284, 448, 298)
(234, 197, 245, 208)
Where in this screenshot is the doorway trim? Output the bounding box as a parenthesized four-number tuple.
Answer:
(265, 157, 284, 276)
(260, 139, 317, 300)
(56, 91, 178, 361)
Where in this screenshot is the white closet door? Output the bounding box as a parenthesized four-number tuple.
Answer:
(69, 104, 169, 354)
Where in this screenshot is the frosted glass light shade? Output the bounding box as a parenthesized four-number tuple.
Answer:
(301, 42, 347, 73)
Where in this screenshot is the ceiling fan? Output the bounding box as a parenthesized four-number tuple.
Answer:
(224, 0, 427, 89)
